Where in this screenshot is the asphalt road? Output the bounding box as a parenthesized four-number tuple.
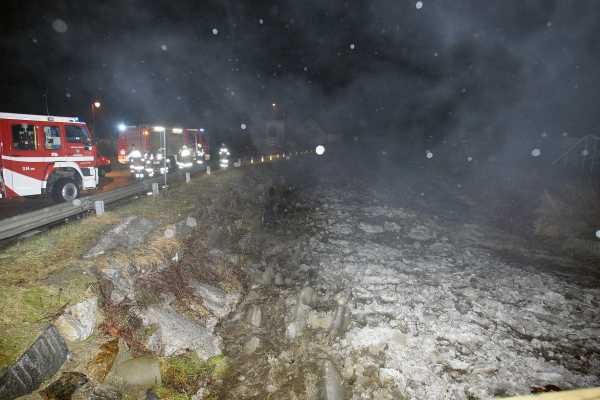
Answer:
(0, 168, 132, 220)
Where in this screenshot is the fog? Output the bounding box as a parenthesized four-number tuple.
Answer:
(2, 0, 600, 166)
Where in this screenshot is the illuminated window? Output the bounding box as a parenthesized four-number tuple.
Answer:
(44, 126, 61, 150)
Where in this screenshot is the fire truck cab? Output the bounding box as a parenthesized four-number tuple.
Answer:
(0, 112, 99, 202)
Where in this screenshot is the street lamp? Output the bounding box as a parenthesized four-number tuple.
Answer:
(91, 101, 101, 135)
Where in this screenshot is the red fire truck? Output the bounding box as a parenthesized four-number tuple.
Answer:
(116, 125, 209, 168)
(0, 112, 99, 202)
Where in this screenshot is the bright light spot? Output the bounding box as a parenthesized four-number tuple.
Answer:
(32, 37, 38, 44)
(160, 44, 168, 51)
(241, 123, 247, 130)
(315, 145, 325, 155)
(433, 51, 438, 57)
(52, 19, 68, 33)
(425, 150, 434, 159)
(562, 131, 569, 137)
(117, 123, 127, 132)
(153, 126, 166, 132)
(531, 148, 541, 157)
(172, 128, 183, 134)
(65, 92, 72, 99)
(467, 156, 473, 162)
(349, 43, 356, 50)
(416, 1, 423, 10)
(119, 149, 126, 155)
(181, 148, 191, 157)
(93, 101, 101, 109)
(596, 230, 600, 239)
(582, 149, 590, 157)
(272, 102, 277, 107)
(212, 28, 219, 35)
(259, 18, 264, 24)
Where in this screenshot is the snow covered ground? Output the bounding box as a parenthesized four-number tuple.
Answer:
(300, 177, 600, 399)
(225, 164, 600, 400)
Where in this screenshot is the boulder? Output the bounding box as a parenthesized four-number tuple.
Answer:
(54, 297, 98, 342)
(85, 216, 158, 258)
(190, 281, 239, 320)
(135, 303, 222, 360)
(107, 357, 161, 388)
(40, 372, 88, 400)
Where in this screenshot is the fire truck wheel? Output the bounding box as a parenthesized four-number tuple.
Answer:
(52, 178, 80, 203)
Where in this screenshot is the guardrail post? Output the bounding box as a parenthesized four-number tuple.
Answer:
(152, 183, 159, 198)
(94, 200, 105, 216)
(206, 166, 211, 176)
(185, 172, 191, 183)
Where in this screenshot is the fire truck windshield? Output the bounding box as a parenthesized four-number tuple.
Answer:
(65, 125, 91, 145)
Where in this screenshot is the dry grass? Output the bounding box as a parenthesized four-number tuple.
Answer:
(0, 169, 246, 370)
(534, 182, 600, 240)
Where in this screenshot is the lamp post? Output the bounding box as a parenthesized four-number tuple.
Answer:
(91, 101, 101, 135)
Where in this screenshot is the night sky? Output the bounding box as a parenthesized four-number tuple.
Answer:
(2, 1, 600, 158)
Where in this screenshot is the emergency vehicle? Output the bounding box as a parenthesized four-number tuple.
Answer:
(117, 125, 209, 169)
(0, 112, 99, 202)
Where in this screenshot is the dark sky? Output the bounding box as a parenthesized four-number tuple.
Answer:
(2, 0, 600, 156)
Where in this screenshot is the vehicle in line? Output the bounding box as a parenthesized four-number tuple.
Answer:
(117, 125, 209, 178)
(0, 112, 99, 202)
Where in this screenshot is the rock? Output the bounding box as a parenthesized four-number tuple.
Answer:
(164, 225, 176, 239)
(0, 325, 68, 400)
(244, 337, 261, 354)
(407, 225, 435, 241)
(307, 311, 333, 330)
(87, 339, 119, 383)
(191, 281, 239, 319)
(135, 303, 222, 360)
(54, 297, 98, 342)
(328, 305, 349, 338)
(287, 303, 311, 338)
(191, 388, 208, 400)
(85, 216, 158, 258)
(72, 383, 122, 400)
(99, 259, 136, 303)
(358, 223, 384, 234)
(274, 273, 284, 286)
(186, 216, 198, 228)
(107, 357, 161, 388)
(247, 305, 262, 328)
(333, 289, 351, 306)
(383, 221, 402, 232)
(40, 372, 88, 400)
(261, 267, 274, 285)
(323, 360, 344, 400)
(299, 287, 316, 306)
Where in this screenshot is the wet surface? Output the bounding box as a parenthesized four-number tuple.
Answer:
(0, 168, 132, 219)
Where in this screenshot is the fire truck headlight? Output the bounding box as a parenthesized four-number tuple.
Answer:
(118, 123, 127, 132)
(315, 145, 326, 156)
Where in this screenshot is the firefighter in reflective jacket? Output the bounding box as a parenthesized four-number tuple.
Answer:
(177, 145, 193, 169)
(219, 143, 230, 169)
(195, 143, 205, 166)
(128, 145, 144, 179)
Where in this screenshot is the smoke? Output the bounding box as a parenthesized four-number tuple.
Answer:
(1, 0, 600, 162)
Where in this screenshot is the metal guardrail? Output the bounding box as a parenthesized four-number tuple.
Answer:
(0, 151, 307, 241)
(0, 176, 163, 240)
